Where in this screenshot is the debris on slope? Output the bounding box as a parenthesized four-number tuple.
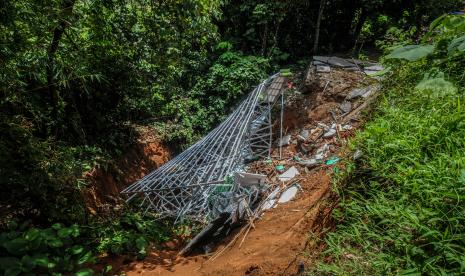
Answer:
(107, 56, 383, 275)
(177, 56, 383, 256)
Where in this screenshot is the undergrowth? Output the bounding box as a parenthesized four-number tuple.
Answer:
(313, 14, 465, 275)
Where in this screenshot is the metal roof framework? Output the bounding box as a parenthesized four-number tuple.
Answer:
(122, 73, 286, 222)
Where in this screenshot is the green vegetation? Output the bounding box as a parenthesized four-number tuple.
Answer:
(314, 14, 465, 275)
(1, 0, 464, 274)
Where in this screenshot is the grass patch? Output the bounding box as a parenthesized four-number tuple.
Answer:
(312, 20, 465, 274)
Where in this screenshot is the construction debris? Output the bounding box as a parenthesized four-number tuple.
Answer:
(278, 166, 300, 182)
(279, 134, 292, 146)
(122, 55, 383, 255)
(277, 183, 300, 203)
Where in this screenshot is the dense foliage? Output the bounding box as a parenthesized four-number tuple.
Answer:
(315, 14, 465, 275)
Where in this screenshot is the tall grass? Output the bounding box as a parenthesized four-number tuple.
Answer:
(313, 54, 465, 274)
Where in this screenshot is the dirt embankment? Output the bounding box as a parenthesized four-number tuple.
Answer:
(82, 127, 172, 215)
(103, 65, 378, 275)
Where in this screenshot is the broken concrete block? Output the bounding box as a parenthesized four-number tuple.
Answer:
(278, 184, 300, 203)
(346, 87, 369, 100)
(298, 158, 320, 168)
(323, 128, 336, 138)
(364, 65, 384, 72)
(297, 129, 309, 141)
(340, 101, 352, 113)
(278, 166, 300, 182)
(316, 65, 331, 73)
(313, 56, 356, 68)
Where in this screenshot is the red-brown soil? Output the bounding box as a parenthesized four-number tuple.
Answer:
(98, 68, 374, 275)
(82, 126, 172, 215)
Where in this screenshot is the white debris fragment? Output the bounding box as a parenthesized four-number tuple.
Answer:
(297, 129, 309, 141)
(340, 101, 352, 113)
(323, 128, 336, 138)
(342, 125, 353, 131)
(278, 184, 300, 203)
(279, 134, 291, 146)
(316, 65, 331, 73)
(314, 144, 330, 161)
(262, 199, 277, 210)
(278, 166, 300, 182)
(298, 158, 320, 168)
(364, 65, 384, 72)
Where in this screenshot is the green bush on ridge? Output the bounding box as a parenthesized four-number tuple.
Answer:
(314, 14, 465, 275)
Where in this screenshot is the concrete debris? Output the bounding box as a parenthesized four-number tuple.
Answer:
(364, 65, 384, 72)
(297, 129, 309, 141)
(346, 87, 369, 100)
(317, 122, 329, 130)
(279, 134, 291, 146)
(262, 199, 276, 210)
(315, 144, 330, 161)
(278, 166, 300, 182)
(261, 187, 280, 211)
(298, 158, 320, 168)
(323, 128, 336, 138)
(313, 56, 356, 68)
(312, 60, 326, 66)
(278, 183, 300, 203)
(342, 125, 353, 131)
(316, 65, 331, 73)
(235, 172, 267, 187)
(340, 101, 352, 113)
(346, 85, 377, 100)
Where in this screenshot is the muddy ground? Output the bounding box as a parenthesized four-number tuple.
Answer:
(96, 65, 379, 275)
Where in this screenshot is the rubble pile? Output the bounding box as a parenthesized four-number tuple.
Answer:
(183, 56, 383, 254)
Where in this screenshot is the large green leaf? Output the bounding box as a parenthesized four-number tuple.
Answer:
(448, 35, 465, 53)
(3, 238, 28, 255)
(386, 45, 434, 61)
(75, 268, 94, 276)
(0, 257, 20, 270)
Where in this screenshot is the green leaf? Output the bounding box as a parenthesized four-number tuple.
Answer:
(0, 257, 20, 270)
(135, 237, 147, 254)
(24, 228, 40, 241)
(448, 35, 465, 53)
(7, 221, 18, 231)
(57, 228, 73, 238)
(68, 245, 84, 255)
(4, 238, 28, 255)
(78, 251, 93, 265)
(5, 267, 22, 276)
(21, 255, 36, 271)
(33, 255, 51, 268)
(47, 237, 63, 248)
(386, 45, 434, 61)
(75, 268, 94, 276)
(52, 223, 63, 230)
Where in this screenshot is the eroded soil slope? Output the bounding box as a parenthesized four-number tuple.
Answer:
(107, 64, 379, 275)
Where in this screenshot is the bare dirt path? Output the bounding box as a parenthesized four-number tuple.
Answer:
(112, 169, 332, 275)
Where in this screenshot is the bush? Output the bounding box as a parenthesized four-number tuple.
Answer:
(0, 222, 94, 275)
(314, 14, 465, 275)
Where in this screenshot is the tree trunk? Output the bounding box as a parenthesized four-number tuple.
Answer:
(351, 8, 367, 56)
(47, 0, 76, 125)
(313, 0, 326, 54)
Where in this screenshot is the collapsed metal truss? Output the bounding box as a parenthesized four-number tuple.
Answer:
(122, 73, 286, 222)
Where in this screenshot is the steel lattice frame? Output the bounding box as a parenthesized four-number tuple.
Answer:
(122, 73, 286, 222)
